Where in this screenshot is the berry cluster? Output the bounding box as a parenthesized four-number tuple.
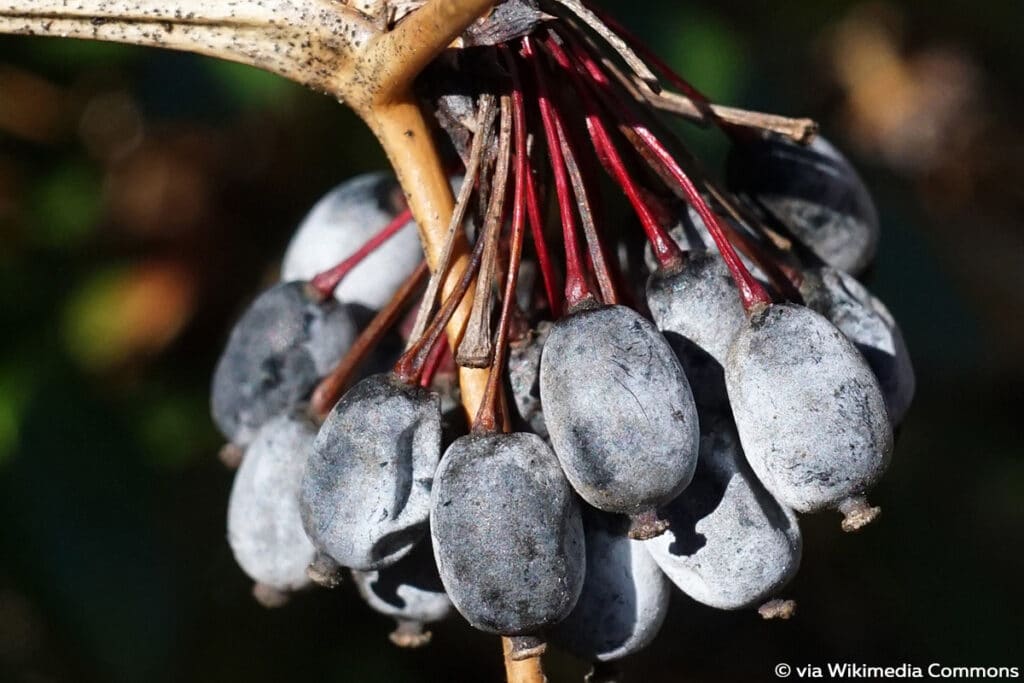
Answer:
(214, 0, 914, 669)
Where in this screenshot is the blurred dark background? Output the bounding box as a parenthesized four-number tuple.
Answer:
(1, 1, 1022, 681)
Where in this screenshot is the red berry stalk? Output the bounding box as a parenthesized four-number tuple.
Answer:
(310, 207, 414, 300)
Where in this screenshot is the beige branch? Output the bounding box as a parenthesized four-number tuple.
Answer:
(570, 24, 818, 143)
(359, 6, 542, 680)
(504, 637, 547, 683)
(0, 0, 374, 99)
(2, 1, 542, 679)
(0, 0, 496, 408)
(368, 96, 490, 414)
(346, 0, 498, 416)
(348, 0, 497, 106)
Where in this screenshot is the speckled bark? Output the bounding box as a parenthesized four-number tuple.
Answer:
(0, 1, 375, 99)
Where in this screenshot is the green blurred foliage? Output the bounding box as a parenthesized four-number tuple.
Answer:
(656, 10, 749, 104)
(62, 265, 132, 369)
(28, 38, 141, 70)
(205, 62, 300, 111)
(28, 161, 103, 249)
(0, 1, 1022, 682)
(0, 367, 27, 465)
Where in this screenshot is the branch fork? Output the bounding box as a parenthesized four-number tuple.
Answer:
(0, 3, 542, 681)
(0, 0, 498, 411)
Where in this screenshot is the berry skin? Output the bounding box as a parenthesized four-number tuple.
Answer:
(227, 408, 319, 597)
(725, 304, 893, 523)
(726, 134, 879, 274)
(645, 411, 802, 609)
(430, 432, 585, 638)
(800, 266, 915, 425)
(281, 172, 423, 310)
(351, 538, 452, 648)
(299, 373, 441, 570)
(646, 251, 748, 366)
(540, 304, 700, 519)
(211, 281, 357, 446)
(551, 511, 670, 662)
(643, 206, 766, 282)
(508, 321, 552, 439)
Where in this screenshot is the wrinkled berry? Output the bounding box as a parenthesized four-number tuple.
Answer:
(211, 281, 357, 446)
(227, 408, 319, 596)
(725, 304, 893, 523)
(300, 373, 441, 570)
(541, 304, 699, 519)
(430, 432, 585, 637)
(552, 511, 670, 661)
(645, 411, 801, 609)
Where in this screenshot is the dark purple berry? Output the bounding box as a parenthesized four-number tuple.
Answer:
(727, 134, 879, 274)
(645, 412, 801, 609)
(540, 304, 699, 521)
(281, 173, 422, 310)
(352, 539, 452, 648)
(300, 373, 441, 570)
(211, 282, 356, 446)
(430, 432, 585, 638)
(227, 408, 318, 596)
(800, 266, 915, 424)
(725, 304, 892, 529)
(551, 511, 669, 661)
